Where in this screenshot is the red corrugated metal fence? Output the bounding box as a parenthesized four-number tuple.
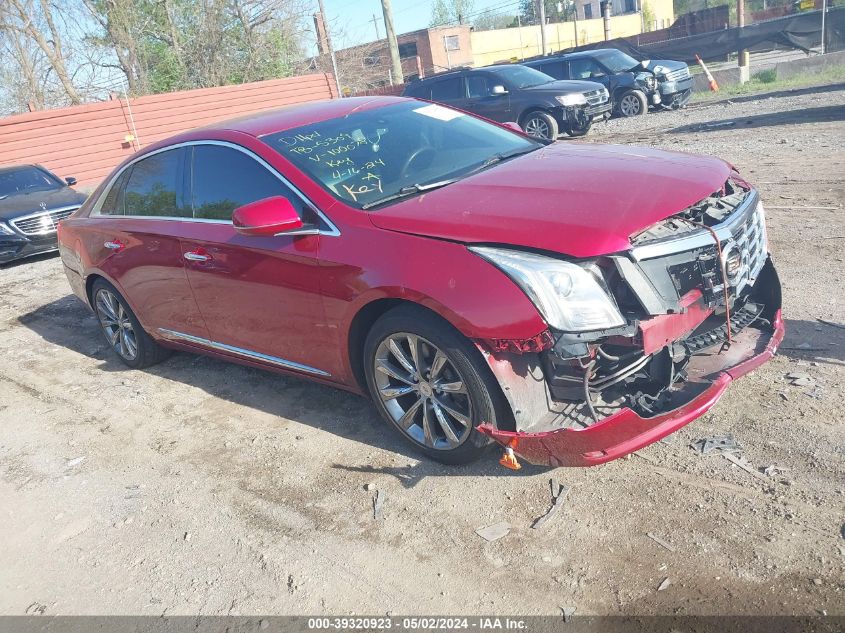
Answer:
(0, 73, 338, 189)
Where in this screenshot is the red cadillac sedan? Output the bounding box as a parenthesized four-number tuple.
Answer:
(58, 97, 783, 468)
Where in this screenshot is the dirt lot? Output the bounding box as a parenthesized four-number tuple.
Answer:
(1, 83, 843, 617)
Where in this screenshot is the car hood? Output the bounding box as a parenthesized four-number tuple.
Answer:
(524, 79, 605, 94)
(0, 187, 86, 221)
(641, 59, 688, 76)
(368, 143, 731, 259)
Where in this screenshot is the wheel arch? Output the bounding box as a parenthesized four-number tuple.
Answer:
(517, 106, 557, 127)
(347, 297, 517, 431)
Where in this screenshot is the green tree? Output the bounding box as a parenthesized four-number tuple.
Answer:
(430, 0, 476, 26)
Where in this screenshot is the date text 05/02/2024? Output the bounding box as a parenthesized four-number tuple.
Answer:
(306, 617, 529, 630)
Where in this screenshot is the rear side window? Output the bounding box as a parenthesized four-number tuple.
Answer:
(98, 170, 130, 216)
(190, 144, 297, 221)
(430, 77, 464, 101)
(537, 61, 568, 80)
(123, 148, 187, 217)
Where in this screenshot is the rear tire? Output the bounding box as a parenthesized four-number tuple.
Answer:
(91, 278, 171, 369)
(521, 111, 558, 141)
(363, 305, 507, 465)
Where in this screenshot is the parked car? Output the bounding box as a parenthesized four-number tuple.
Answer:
(525, 49, 693, 117)
(402, 65, 611, 140)
(0, 164, 86, 264)
(58, 97, 783, 468)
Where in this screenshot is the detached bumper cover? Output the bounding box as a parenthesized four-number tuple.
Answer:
(478, 310, 784, 467)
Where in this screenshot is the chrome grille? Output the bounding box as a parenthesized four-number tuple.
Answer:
(585, 89, 609, 106)
(664, 67, 690, 82)
(717, 200, 768, 297)
(630, 191, 769, 307)
(10, 206, 78, 236)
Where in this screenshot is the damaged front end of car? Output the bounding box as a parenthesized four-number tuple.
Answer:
(475, 178, 784, 467)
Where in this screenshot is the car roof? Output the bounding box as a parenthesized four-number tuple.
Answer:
(413, 64, 520, 84)
(0, 164, 38, 174)
(208, 96, 409, 136)
(136, 96, 412, 155)
(537, 48, 616, 61)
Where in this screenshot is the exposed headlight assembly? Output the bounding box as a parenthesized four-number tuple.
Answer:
(556, 93, 587, 106)
(470, 247, 626, 332)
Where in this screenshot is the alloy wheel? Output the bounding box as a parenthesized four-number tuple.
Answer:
(523, 116, 551, 140)
(373, 333, 472, 450)
(95, 288, 138, 361)
(620, 94, 642, 116)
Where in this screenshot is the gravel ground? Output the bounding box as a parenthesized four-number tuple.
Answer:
(1, 82, 843, 617)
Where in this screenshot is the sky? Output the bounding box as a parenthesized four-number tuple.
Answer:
(319, 0, 524, 50)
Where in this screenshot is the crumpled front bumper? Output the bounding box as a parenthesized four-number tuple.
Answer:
(478, 309, 785, 468)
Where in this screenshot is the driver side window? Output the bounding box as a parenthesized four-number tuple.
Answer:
(190, 145, 301, 221)
(570, 58, 604, 80)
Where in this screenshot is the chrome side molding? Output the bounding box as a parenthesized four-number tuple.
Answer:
(157, 328, 331, 377)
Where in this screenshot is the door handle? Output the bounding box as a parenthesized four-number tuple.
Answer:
(104, 240, 124, 251)
(183, 250, 210, 262)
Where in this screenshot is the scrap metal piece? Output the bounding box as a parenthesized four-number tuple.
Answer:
(723, 453, 768, 480)
(657, 577, 671, 591)
(373, 490, 385, 521)
(646, 532, 676, 552)
(691, 435, 741, 455)
(475, 521, 511, 542)
(532, 480, 570, 530)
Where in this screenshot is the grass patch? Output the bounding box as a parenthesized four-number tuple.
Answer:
(753, 68, 777, 83)
(692, 64, 845, 102)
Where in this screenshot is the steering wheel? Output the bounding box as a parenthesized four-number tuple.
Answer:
(400, 146, 436, 179)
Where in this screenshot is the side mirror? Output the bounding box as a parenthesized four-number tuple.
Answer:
(502, 121, 523, 133)
(491, 85, 508, 95)
(65, 177, 77, 186)
(232, 196, 312, 237)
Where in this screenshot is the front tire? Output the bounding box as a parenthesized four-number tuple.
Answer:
(91, 279, 171, 369)
(617, 90, 647, 117)
(521, 111, 558, 141)
(363, 306, 506, 465)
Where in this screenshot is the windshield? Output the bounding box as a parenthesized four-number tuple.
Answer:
(262, 101, 541, 209)
(596, 50, 640, 73)
(0, 166, 63, 197)
(487, 65, 555, 89)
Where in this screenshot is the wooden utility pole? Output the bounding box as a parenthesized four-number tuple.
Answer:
(381, 0, 404, 84)
(737, 0, 749, 68)
(316, 0, 342, 94)
(538, 0, 548, 55)
(369, 14, 381, 40)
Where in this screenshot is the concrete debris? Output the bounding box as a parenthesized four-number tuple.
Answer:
(762, 465, 788, 478)
(561, 606, 576, 623)
(65, 456, 85, 468)
(373, 490, 385, 521)
(691, 435, 741, 456)
(786, 372, 815, 387)
(475, 521, 511, 542)
(657, 577, 671, 591)
(812, 578, 823, 586)
(646, 532, 676, 552)
(531, 480, 569, 530)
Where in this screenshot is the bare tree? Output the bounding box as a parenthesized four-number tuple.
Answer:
(3, 0, 83, 104)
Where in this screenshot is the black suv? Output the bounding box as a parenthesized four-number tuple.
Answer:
(525, 49, 693, 117)
(402, 65, 611, 140)
(0, 164, 86, 264)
